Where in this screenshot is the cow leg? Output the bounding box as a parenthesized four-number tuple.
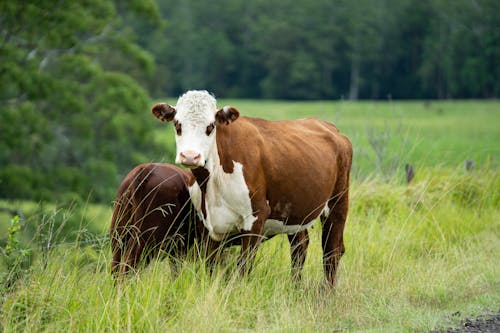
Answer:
(238, 204, 269, 275)
(287, 229, 309, 281)
(205, 237, 223, 275)
(121, 236, 144, 275)
(191, 219, 222, 274)
(111, 225, 136, 278)
(110, 191, 134, 278)
(164, 237, 187, 277)
(321, 185, 349, 288)
(238, 228, 264, 275)
(110, 226, 125, 277)
(111, 245, 123, 277)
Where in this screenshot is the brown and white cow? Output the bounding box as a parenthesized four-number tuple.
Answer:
(110, 163, 200, 277)
(151, 91, 352, 286)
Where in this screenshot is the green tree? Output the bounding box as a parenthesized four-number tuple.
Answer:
(419, 0, 500, 98)
(126, 0, 499, 100)
(0, 0, 166, 202)
(249, 0, 342, 99)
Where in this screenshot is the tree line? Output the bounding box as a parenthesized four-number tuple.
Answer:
(141, 0, 499, 100)
(0, 0, 498, 203)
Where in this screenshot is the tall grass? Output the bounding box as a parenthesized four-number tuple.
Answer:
(1, 166, 498, 332)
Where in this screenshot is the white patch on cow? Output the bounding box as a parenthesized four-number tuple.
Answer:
(203, 154, 256, 241)
(321, 201, 331, 218)
(263, 219, 318, 236)
(188, 181, 205, 223)
(178, 91, 329, 241)
(173, 91, 217, 166)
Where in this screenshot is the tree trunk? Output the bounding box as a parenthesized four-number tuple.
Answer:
(349, 60, 360, 100)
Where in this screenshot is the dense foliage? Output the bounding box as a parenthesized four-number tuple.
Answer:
(0, 1, 166, 202)
(144, 0, 500, 100)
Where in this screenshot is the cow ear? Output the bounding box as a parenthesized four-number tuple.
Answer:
(215, 106, 240, 125)
(151, 103, 176, 122)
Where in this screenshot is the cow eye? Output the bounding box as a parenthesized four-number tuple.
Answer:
(174, 120, 182, 136)
(206, 123, 215, 136)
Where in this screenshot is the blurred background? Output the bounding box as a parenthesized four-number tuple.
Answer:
(0, 0, 498, 204)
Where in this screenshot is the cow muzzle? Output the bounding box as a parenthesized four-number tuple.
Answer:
(179, 150, 202, 167)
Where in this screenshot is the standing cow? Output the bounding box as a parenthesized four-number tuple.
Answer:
(152, 91, 352, 287)
(110, 163, 200, 276)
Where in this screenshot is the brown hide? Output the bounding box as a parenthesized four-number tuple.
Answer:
(151, 93, 351, 286)
(200, 116, 352, 286)
(110, 163, 199, 276)
(215, 117, 351, 225)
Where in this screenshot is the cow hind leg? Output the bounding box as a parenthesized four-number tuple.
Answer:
(321, 185, 349, 288)
(287, 230, 309, 282)
(119, 237, 144, 275)
(111, 245, 123, 277)
(111, 227, 134, 278)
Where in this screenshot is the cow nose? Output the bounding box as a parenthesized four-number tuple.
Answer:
(180, 150, 201, 167)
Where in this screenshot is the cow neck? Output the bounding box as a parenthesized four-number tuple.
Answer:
(190, 134, 227, 193)
(213, 125, 235, 174)
(190, 166, 209, 218)
(191, 167, 210, 192)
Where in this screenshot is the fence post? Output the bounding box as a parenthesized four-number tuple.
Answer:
(0, 207, 23, 220)
(405, 163, 415, 184)
(464, 160, 475, 172)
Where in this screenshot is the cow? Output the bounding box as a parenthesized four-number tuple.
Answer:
(110, 163, 200, 277)
(151, 90, 352, 287)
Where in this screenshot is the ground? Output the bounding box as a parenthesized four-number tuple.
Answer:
(432, 311, 500, 333)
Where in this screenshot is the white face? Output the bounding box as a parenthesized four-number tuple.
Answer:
(172, 91, 217, 168)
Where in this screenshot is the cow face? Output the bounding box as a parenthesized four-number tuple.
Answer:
(152, 90, 239, 168)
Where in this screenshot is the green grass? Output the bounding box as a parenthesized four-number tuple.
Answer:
(153, 99, 500, 178)
(1, 167, 499, 332)
(0, 200, 110, 246)
(2, 100, 500, 331)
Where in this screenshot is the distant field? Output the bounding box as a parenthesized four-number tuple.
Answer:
(153, 99, 500, 179)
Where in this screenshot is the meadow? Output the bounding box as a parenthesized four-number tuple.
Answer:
(154, 99, 500, 179)
(1, 100, 499, 332)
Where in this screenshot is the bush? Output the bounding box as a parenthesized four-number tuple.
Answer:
(0, 215, 32, 294)
(0, 166, 39, 200)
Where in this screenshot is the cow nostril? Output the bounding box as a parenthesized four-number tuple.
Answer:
(179, 151, 201, 165)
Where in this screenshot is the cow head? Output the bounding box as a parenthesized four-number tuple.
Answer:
(152, 90, 239, 168)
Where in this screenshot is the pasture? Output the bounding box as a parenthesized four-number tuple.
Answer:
(1, 100, 499, 332)
(155, 99, 499, 179)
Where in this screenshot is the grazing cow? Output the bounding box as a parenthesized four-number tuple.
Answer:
(152, 91, 352, 287)
(110, 163, 200, 276)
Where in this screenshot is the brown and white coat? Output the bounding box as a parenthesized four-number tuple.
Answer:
(152, 90, 352, 286)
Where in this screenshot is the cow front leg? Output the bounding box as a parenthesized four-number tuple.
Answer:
(205, 237, 224, 275)
(238, 204, 269, 275)
(287, 229, 309, 281)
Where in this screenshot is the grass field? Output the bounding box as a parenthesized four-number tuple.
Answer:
(154, 99, 500, 179)
(1, 100, 499, 332)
